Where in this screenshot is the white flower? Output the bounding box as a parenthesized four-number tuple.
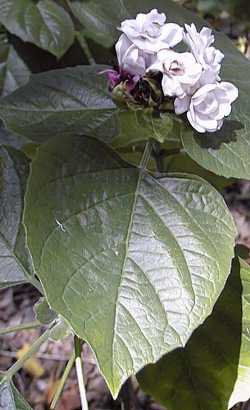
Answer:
(184, 23, 224, 85)
(148, 49, 202, 97)
(116, 33, 155, 76)
(119, 9, 183, 53)
(175, 82, 239, 133)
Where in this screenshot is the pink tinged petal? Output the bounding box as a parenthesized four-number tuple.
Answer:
(162, 74, 183, 97)
(197, 95, 219, 115)
(200, 27, 214, 47)
(160, 23, 183, 47)
(115, 34, 132, 67)
(187, 110, 206, 133)
(194, 111, 219, 131)
(192, 84, 217, 105)
(200, 69, 218, 85)
(120, 20, 138, 40)
(218, 82, 239, 103)
(214, 102, 232, 120)
(174, 96, 191, 114)
(146, 60, 163, 73)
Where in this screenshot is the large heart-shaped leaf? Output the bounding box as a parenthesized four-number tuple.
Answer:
(138, 257, 250, 410)
(0, 146, 35, 289)
(0, 377, 32, 410)
(0, 0, 75, 58)
(0, 34, 30, 97)
(24, 135, 236, 397)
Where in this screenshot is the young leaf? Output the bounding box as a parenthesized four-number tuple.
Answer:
(0, 34, 30, 97)
(138, 257, 250, 410)
(0, 0, 75, 58)
(0, 377, 32, 409)
(0, 146, 35, 289)
(24, 135, 236, 397)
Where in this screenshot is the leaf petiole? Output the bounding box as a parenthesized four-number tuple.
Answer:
(50, 350, 75, 409)
(3, 324, 54, 381)
(0, 320, 41, 337)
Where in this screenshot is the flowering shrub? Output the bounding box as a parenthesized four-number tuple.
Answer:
(0, 1, 250, 410)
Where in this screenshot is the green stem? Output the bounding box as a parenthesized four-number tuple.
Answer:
(74, 336, 88, 410)
(0, 320, 41, 337)
(76, 31, 95, 65)
(50, 351, 75, 409)
(3, 325, 53, 381)
(140, 141, 153, 170)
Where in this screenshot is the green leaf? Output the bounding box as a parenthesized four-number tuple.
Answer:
(138, 257, 250, 410)
(49, 317, 71, 341)
(24, 135, 236, 397)
(0, 65, 179, 147)
(181, 55, 250, 179)
(0, 377, 32, 410)
(0, 0, 75, 58)
(0, 65, 116, 143)
(68, 0, 128, 48)
(0, 126, 29, 150)
(0, 34, 30, 97)
(0, 146, 35, 289)
(34, 297, 57, 325)
(161, 151, 232, 191)
(111, 110, 181, 149)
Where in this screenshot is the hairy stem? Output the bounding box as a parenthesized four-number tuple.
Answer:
(140, 141, 153, 170)
(3, 325, 53, 380)
(0, 320, 41, 337)
(50, 351, 75, 409)
(74, 336, 89, 410)
(76, 31, 95, 65)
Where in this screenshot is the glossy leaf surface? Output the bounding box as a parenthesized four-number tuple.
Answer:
(0, 146, 34, 289)
(24, 135, 236, 396)
(0, 0, 75, 58)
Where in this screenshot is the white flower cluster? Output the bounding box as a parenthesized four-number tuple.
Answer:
(116, 9, 238, 133)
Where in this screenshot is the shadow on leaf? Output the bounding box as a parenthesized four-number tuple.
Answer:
(193, 120, 243, 149)
(138, 258, 243, 410)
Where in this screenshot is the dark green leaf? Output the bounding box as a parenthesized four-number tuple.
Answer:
(0, 0, 75, 58)
(0, 65, 116, 143)
(0, 126, 29, 150)
(0, 34, 30, 97)
(68, 0, 127, 48)
(24, 135, 236, 397)
(0, 65, 179, 147)
(138, 257, 250, 410)
(0, 146, 35, 289)
(0, 377, 32, 410)
(161, 151, 232, 191)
